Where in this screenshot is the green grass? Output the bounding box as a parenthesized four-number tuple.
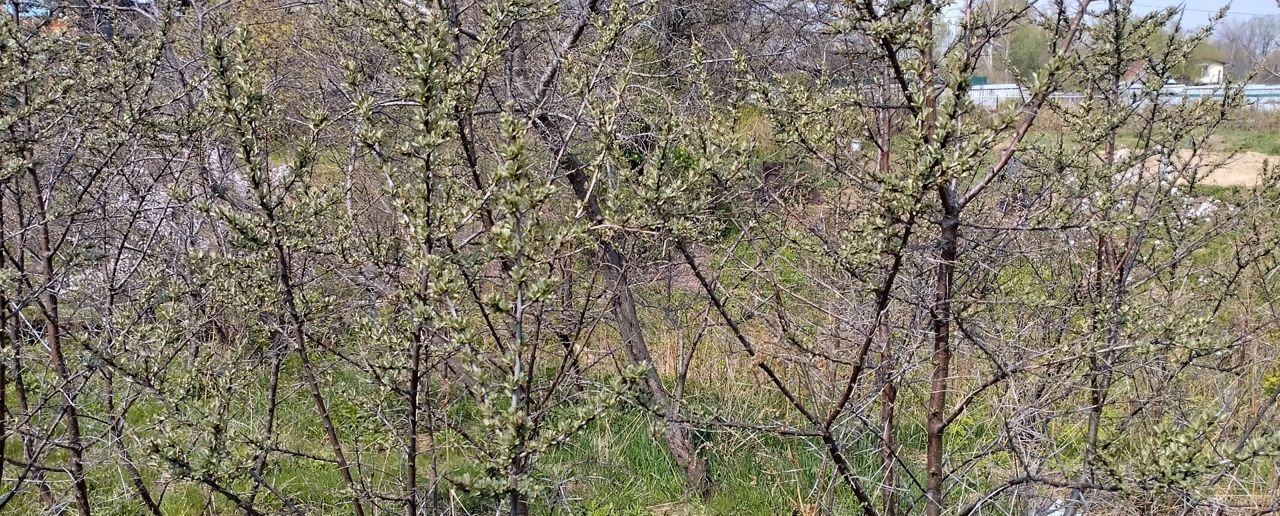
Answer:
(1214, 127, 1280, 156)
(545, 408, 869, 515)
(1023, 123, 1280, 157)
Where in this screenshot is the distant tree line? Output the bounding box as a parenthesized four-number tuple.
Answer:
(972, 0, 1280, 84)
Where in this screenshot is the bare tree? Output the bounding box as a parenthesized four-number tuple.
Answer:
(1214, 15, 1280, 83)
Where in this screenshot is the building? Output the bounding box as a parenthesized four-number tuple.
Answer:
(1196, 60, 1228, 86)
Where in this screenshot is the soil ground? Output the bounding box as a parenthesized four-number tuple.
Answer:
(1197, 151, 1274, 187)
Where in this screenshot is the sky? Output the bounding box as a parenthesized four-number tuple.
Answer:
(1130, 0, 1280, 26)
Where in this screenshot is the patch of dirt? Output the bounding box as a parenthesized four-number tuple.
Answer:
(1183, 151, 1274, 187)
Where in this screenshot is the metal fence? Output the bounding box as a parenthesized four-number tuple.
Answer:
(970, 83, 1280, 111)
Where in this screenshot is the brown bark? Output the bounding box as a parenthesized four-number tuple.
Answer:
(676, 242, 878, 514)
(406, 332, 422, 516)
(603, 231, 711, 496)
(27, 168, 92, 516)
(507, 489, 529, 516)
(538, 117, 711, 495)
(874, 65, 900, 516)
(0, 193, 8, 496)
(104, 373, 161, 515)
(272, 239, 367, 516)
(877, 318, 899, 516)
(926, 201, 959, 516)
(6, 301, 54, 510)
(246, 347, 284, 509)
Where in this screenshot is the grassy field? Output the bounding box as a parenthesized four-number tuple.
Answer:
(1216, 127, 1280, 156)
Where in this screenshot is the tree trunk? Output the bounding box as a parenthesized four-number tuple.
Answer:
(926, 203, 959, 516)
(604, 245, 711, 495)
(406, 332, 422, 516)
(877, 317, 899, 516)
(875, 84, 899, 516)
(272, 240, 366, 516)
(508, 489, 528, 516)
(7, 302, 55, 510)
(534, 116, 711, 496)
(28, 168, 92, 516)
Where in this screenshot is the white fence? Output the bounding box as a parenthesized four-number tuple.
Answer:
(970, 84, 1028, 108)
